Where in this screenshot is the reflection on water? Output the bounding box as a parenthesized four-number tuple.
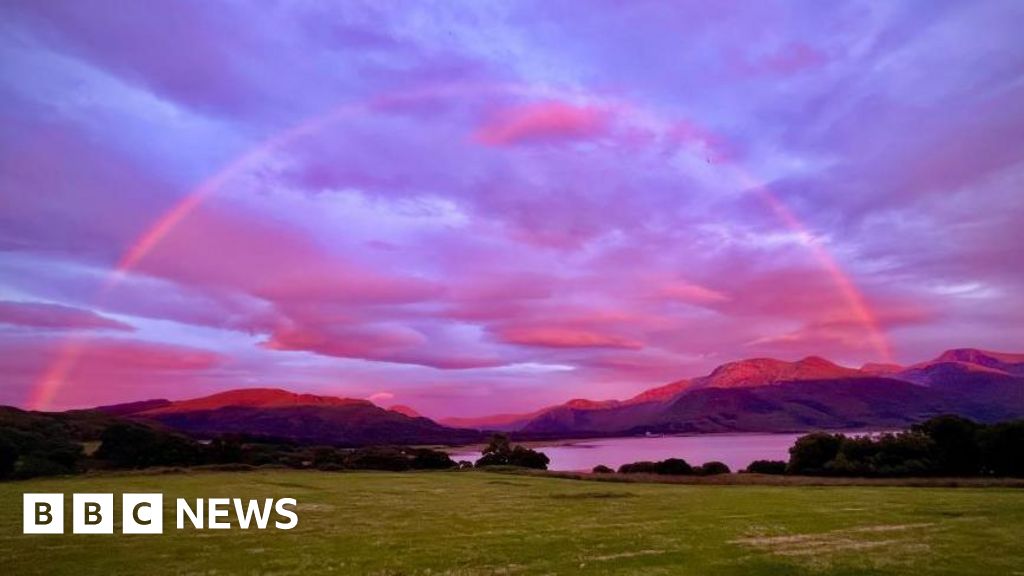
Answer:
(448, 433, 813, 472)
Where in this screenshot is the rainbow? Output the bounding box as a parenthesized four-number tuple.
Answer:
(29, 85, 894, 410)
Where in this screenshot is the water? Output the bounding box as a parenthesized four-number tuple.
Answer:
(448, 433, 811, 472)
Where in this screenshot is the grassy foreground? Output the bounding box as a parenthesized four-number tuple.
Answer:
(2, 470, 1023, 575)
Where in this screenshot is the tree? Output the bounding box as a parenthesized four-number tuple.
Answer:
(0, 434, 17, 479)
(787, 432, 843, 475)
(475, 434, 549, 469)
(592, 464, 614, 474)
(913, 415, 981, 476)
(508, 445, 549, 469)
(978, 420, 1024, 477)
(95, 423, 200, 468)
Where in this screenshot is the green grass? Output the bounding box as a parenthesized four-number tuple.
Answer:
(2, 470, 1023, 575)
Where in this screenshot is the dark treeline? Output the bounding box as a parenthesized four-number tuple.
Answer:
(782, 415, 1024, 477)
(611, 459, 731, 476)
(597, 415, 1024, 479)
(0, 408, 550, 480)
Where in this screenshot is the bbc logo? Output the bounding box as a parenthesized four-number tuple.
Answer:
(24, 493, 163, 534)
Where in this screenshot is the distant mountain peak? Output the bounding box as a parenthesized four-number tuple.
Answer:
(697, 356, 861, 389)
(935, 348, 1024, 367)
(141, 387, 371, 415)
(388, 404, 422, 418)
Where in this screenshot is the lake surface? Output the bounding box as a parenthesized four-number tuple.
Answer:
(448, 433, 811, 472)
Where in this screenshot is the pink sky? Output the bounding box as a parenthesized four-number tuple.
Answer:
(1, 1, 1023, 417)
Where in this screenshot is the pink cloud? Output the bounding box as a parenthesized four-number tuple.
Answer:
(658, 281, 731, 305)
(264, 324, 503, 370)
(497, 326, 643, 350)
(0, 301, 133, 331)
(475, 101, 610, 146)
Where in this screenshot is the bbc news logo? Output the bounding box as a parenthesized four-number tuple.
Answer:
(23, 493, 298, 534)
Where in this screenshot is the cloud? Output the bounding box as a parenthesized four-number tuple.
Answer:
(1, 0, 1023, 411)
(366, 391, 394, 404)
(658, 281, 731, 306)
(475, 101, 610, 146)
(496, 326, 643, 350)
(0, 300, 133, 331)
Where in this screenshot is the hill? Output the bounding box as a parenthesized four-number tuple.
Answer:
(98, 388, 483, 446)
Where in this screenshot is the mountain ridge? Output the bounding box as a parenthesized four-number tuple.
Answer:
(85, 348, 1024, 443)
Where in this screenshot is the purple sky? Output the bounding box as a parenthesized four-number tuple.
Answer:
(1, 1, 1023, 416)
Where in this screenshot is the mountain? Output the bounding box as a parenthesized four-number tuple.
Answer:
(80, 348, 1024, 442)
(107, 388, 483, 446)
(93, 398, 172, 416)
(690, 356, 862, 389)
(457, 349, 1024, 436)
(141, 388, 369, 414)
(388, 405, 422, 418)
(440, 410, 546, 432)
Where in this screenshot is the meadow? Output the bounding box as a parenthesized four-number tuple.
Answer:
(2, 469, 1023, 575)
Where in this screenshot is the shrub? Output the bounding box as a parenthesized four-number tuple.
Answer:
(618, 458, 693, 475)
(744, 460, 787, 475)
(410, 448, 457, 470)
(592, 464, 614, 474)
(696, 461, 730, 476)
(656, 458, 693, 475)
(618, 461, 658, 474)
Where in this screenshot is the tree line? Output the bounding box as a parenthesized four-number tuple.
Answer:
(598, 415, 1024, 478)
(0, 409, 551, 480)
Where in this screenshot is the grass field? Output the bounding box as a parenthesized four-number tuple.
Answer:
(2, 470, 1023, 575)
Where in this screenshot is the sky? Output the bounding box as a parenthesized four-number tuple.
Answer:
(1, 1, 1023, 417)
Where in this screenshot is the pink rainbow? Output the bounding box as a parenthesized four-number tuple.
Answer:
(29, 86, 894, 410)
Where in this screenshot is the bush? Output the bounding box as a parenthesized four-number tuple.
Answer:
(656, 458, 693, 475)
(619, 458, 694, 475)
(745, 460, 787, 475)
(696, 461, 730, 476)
(592, 464, 614, 474)
(409, 448, 456, 470)
(618, 461, 658, 474)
